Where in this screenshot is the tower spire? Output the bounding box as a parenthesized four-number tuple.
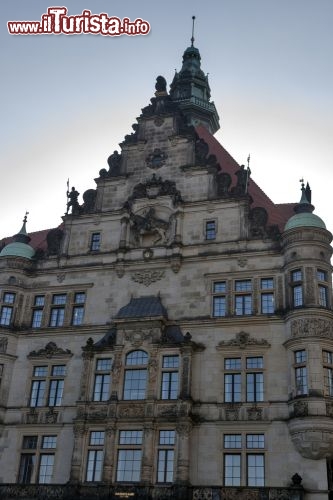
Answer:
(191, 16, 196, 47)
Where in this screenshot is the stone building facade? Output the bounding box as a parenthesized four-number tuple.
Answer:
(0, 41, 332, 500)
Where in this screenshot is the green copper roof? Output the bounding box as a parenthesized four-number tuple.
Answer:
(0, 213, 35, 260)
(284, 212, 326, 231)
(0, 241, 35, 259)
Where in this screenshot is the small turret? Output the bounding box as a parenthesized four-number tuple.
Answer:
(0, 213, 35, 260)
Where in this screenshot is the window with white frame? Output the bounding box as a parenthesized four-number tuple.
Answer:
(212, 281, 227, 317)
(260, 278, 275, 314)
(0, 292, 15, 326)
(161, 355, 179, 400)
(93, 358, 112, 402)
(157, 430, 176, 483)
(18, 434, 57, 484)
(29, 365, 66, 407)
(294, 350, 307, 396)
(224, 356, 264, 403)
(223, 433, 265, 486)
(323, 350, 333, 397)
(116, 430, 143, 482)
(123, 351, 148, 400)
(86, 431, 105, 482)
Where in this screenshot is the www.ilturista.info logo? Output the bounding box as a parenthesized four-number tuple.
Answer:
(7, 7, 151, 36)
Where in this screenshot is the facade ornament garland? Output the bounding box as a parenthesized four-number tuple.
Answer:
(28, 342, 72, 359)
(131, 270, 165, 286)
(290, 318, 333, 339)
(217, 332, 270, 350)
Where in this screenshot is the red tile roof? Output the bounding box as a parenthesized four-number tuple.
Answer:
(196, 125, 295, 230)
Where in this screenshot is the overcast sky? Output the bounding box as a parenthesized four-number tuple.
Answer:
(1, 0, 333, 239)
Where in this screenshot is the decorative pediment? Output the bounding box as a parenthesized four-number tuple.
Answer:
(216, 331, 270, 350)
(28, 342, 72, 359)
(126, 174, 182, 206)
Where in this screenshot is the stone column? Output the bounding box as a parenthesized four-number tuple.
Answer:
(180, 348, 192, 399)
(119, 217, 128, 249)
(70, 422, 86, 482)
(147, 348, 158, 399)
(175, 422, 192, 484)
(80, 351, 94, 401)
(103, 424, 116, 483)
(141, 425, 155, 484)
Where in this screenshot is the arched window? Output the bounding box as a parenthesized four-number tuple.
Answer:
(123, 350, 148, 400)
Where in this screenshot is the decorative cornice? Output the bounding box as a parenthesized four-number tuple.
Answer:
(131, 270, 165, 286)
(28, 341, 72, 359)
(216, 331, 270, 350)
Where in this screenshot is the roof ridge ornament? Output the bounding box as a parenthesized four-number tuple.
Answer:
(191, 15, 196, 47)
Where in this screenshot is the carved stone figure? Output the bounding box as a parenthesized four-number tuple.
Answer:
(249, 207, 268, 237)
(155, 75, 167, 92)
(130, 208, 170, 246)
(46, 228, 64, 255)
(81, 189, 97, 213)
(107, 150, 122, 176)
(66, 187, 80, 215)
(232, 165, 251, 195)
(216, 172, 232, 197)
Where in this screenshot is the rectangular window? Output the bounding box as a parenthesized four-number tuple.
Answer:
(0, 306, 13, 326)
(224, 435, 242, 449)
(117, 430, 143, 482)
(225, 358, 241, 370)
(246, 434, 265, 449)
(260, 279, 274, 314)
(72, 292, 86, 326)
(205, 220, 216, 240)
(317, 270, 327, 281)
(42, 436, 57, 449)
(295, 367, 307, 395)
(86, 450, 103, 482)
(292, 270, 302, 282)
(246, 373, 264, 402)
(123, 369, 147, 400)
(38, 454, 54, 484)
(23, 436, 38, 450)
(18, 435, 57, 484)
(224, 454, 241, 486)
(235, 281, 252, 316)
(213, 281, 227, 317)
(323, 350, 333, 397)
(31, 296, 45, 328)
(18, 454, 36, 483)
(30, 365, 66, 407)
(224, 373, 241, 403)
(247, 454, 264, 486)
(295, 350, 307, 364)
(90, 233, 101, 251)
(0, 292, 15, 326)
(246, 357, 264, 402)
(49, 294, 66, 327)
(161, 355, 179, 400)
(293, 285, 303, 307)
(157, 431, 176, 483)
(319, 285, 328, 307)
(93, 359, 112, 402)
(86, 431, 105, 482)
